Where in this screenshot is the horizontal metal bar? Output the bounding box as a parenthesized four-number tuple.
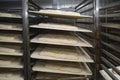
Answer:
(99, 1, 120, 10)
(58, 76, 91, 80)
(101, 57, 120, 75)
(77, 33, 93, 46)
(102, 49, 120, 64)
(101, 23, 120, 29)
(100, 13, 120, 18)
(75, 0, 92, 12)
(76, 21, 94, 24)
(80, 7, 93, 14)
(101, 64, 119, 80)
(102, 41, 120, 53)
(29, 0, 42, 10)
(101, 32, 120, 42)
(75, 0, 86, 9)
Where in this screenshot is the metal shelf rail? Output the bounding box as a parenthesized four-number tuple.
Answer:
(99, 0, 120, 80)
(75, 0, 100, 80)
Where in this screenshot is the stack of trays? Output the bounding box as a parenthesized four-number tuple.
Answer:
(30, 9, 93, 79)
(0, 12, 23, 79)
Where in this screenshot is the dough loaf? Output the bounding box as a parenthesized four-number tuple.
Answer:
(44, 62, 82, 73)
(0, 47, 16, 53)
(39, 10, 81, 16)
(39, 47, 79, 60)
(0, 60, 12, 65)
(39, 23, 79, 31)
(0, 73, 12, 77)
(38, 33, 79, 45)
(0, 23, 21, 29)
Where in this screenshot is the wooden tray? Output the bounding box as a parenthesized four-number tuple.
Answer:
(32, 61, 92, 75)
(0, 23, 22, 31)
(0, 44, 22, 56)
(31, 32, 92, 47)
(0, 33, 22, 43)
(0, 56, 23, 68)
(30, 10, 92, 19)
(35, 73, 89, 80)
(0, 71, 23, 80)
(0, 12, 21, 18)
(100, 66, 120, 80)
(30, 23, 92, 32)
(31, 46, 93, 63)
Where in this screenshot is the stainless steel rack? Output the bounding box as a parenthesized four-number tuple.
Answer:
(0, 0, 120, 80)
(99, 0, 120, 80)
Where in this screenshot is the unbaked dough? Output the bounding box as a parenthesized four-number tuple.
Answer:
(0, 73, 12, 77)
(39, 47, 79, 60)
(0, 60, 12, 65)
(0, 44, 21, 53)
(39, 10, 81, 16)
(0, 23, 21, 29)
(0, 47, 16, 53)
(0, 33, 21, 40)
(30, 9, 92, 19)
(38, 33, 79, 45)
(0, 12, 21, 18)
(44, 62, 82, 73)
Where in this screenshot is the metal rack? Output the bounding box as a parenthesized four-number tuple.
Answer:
(0, 0, 101, 80)
(28, 0, 100, 80)
(0, 0, 24, 80)
(99, 0, 120, 80)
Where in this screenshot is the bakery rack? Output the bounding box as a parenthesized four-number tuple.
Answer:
(99, 0, 120, 80)
(0, 0, 23, 80)
(28, 0, 100, 80)
(0, 0, 102, 80)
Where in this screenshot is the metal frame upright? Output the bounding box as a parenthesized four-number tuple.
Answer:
(21, 0, 101, 80)
(93, 0, 100, 80)
(22, 0, 31, 80)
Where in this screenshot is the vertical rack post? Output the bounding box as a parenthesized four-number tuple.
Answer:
(93, 0, 100, 80)
(22, 0, 31, 80)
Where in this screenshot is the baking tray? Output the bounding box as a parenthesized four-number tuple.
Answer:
(0, 33, 22, 43)
(31, 46, 93, 63)
(0, 44, 22, 56)
(0, 12, 21, 18)
(30, 23, 92, 32)
(31, 32, 92, 47)
(0, 23, 22, 31)
(0, 56, 23, 69)
(29, 10, 92, 19)
(32, 61, 92, 76)
(0, 71, 23, 80)
(35, 72, 89, 80)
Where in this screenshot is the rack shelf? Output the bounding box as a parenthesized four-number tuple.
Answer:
(33, 61, 92, 76)
(31, 46, 93, 63)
